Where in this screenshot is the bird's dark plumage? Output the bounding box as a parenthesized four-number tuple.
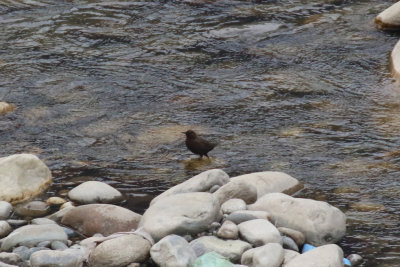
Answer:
(183, 130, 216, 158)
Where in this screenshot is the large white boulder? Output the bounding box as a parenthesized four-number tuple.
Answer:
(283, 244, 344, 267)
(375, 2, 400, 30)
(238, 219, 282, 247)
(0, 154, 52, 204)
(150, 169, 229, 205)
(68, 181, 123, 204)
(248, 193, 346, 246)
(89, 234, 151, 267)
(140, 192, 221, 242)
(150, 235, 197, 267)
(1, 224, 67, 251)
(190, 236, 251, 263)
(229, 171, 302, 198)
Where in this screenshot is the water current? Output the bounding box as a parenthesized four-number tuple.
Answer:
(0, 0, 399, 266)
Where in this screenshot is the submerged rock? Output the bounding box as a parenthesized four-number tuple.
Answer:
(68, 181, 123, 204)
(248, 193, 346, 246)
(375, 2, 400, 30)
(150, 235, 197, 267)
(229, 171, 303, 198)
(89, 234, 151, 267)
(140, 192, 221, 242)
(190, 236, 251, 263)
(283, 244, 343, 267)
(150, 169, 229, 205)
(61, 204, 141, 236)
(0, 154, 52, 204)
(1, 224, 67, 251)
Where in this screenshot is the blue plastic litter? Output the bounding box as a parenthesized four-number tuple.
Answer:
(301, 244, 351, 266)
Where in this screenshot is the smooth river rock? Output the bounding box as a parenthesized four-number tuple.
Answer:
(375, 1, 400, 30)
(226, 210, 270, 225)
(89, 234, 151, 267)
(0, 252, 24, 266)
(46, 197, 67, 206)
(1, 224, 68, 251)
(238, 219, 282, 247)
(248, 193, 346, 246)
(230, 171, 303, 198)
(150, 169, 229, 205)
(278, 227, 306, 246)
(68, 181, 123, 204)
(221, 198, 247, 214)
(217, 220, 239, 240)
(0, 220, 12, 238)
(190, 236, 251, 263)
(150, 235, 197, 267)
(61, 204, 141, 236)
(213, 181, 257, 205)
(241, 243, 284, 267)
(283, 244, 344, 267)
(140, 192, 221, 242)
(30, 249, 85, 267)
(0, 201, 13, 219)
(0, 154, 52, 204)
(14, 201, 49, 217)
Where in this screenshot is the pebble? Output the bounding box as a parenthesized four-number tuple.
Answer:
(51, 240, 68, 250)
(14, 201, 49, 217)
(217, 220, 239, 240)
(0, 221, 13, 238)
(282, 236, 299, 252)
(0, 201, 13, 220)
(347, 254, 363, 266)
(13, 246, 50, 261)
(278, 227, 306, 246)
(46, 197, 67, 206)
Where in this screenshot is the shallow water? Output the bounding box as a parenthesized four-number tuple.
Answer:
(1, 0, 400, 265)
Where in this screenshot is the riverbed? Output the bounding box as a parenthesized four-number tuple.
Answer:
(0, 0, 399, 266)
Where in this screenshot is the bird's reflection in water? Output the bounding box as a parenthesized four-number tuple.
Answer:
(182, 157, 213, 171)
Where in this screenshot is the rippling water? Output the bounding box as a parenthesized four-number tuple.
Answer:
(1, 0, 399, 265)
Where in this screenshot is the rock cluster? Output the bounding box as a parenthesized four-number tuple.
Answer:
(0, 154, 362, 266)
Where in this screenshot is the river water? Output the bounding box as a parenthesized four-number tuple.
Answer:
(0, 0, 399, 266)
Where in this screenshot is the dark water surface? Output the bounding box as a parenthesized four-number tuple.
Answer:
(1, 0, 399, 265)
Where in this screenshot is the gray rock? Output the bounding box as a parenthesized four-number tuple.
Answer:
(217, 220, 238, 240)
(241, 243, 284, 267)
(150, 169, 229, 205)
(0, 154, 52, 204)
(226, 210, 270, 224)
(46, 206, 75, 224)
(375, 1, 400, 30)
(209, 185, 220, 193)
(213, 181, 257, 205)
(284, 244, 343, 267)
(13, 246, 50, 261)
(0, 252, 23, 266)
(209, 222, 221, 231)
(282, 249, 300, 265)
(0, 201, 13, 220)
(1, 224, 68, 251)
(68, 181, 123, 204)
(347, 254, 363, 266)
(140, 192, 221, 242)
(0, 262, 18, 267)
(30, 249, 85, 267)
(0, 220, 13, 238)
(31, 218, 57, 225)
(238, 219, 282, 247)
(230, 171, 303, 198)
(248, 193, 346, 246)
(6, 220, 27, 227)
(150, 235, 197, 267)
(61, 204, 141, 236)
(51, 240, 68, 250)
(221, 199, 247, 215)
(15, 201, 49, 217)
(278, 227, 306, 246)
(282, 236, 298, 252)
(36, 241, 51, 248)
(89, 234, 151, 267)
(62, 227, 78, 238)
(189, 236, 251, 263)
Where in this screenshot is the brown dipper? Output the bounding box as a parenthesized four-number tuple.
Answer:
(183, 130, 216, 158)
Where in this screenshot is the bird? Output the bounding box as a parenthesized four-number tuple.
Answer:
(183, 130, 217, 158)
